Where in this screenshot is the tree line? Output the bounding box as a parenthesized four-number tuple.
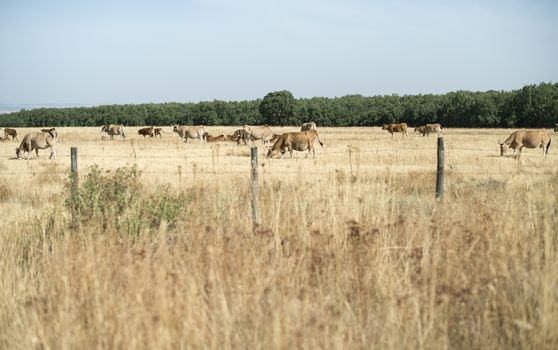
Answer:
(1, 82, 556, 128)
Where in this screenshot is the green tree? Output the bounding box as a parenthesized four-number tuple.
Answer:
(258, 90, 298, 125)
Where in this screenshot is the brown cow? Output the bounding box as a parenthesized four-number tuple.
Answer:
(498, 129, 551, 158)
(203, 133, 226, 142)
(232, 129, 250, 145)
(382, 123, 407, 139)
(153, 128, 164, 138)
(414, 123, 441, 137)
(138, 127, 155, 138)
(266, 130, 323, 159)
(3, 128, 18, 141)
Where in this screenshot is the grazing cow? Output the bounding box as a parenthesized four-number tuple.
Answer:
(232, 129, 250, 145)
(153, 128, 164, 138)
(498, 129, 551, 158)
(243, 125, 275, 144)
(3, 128, 18, 141)
(301, 122, 317, 131)
(138, 127, 155, 138)
(382, 123, 408, 139)
(223, 134, 237, 142)
(414, 123, 442, 137)
(16, 129, 58, 160)
(101, 124, 126, 140)
(266, 130, 323, 159)
(172, 125, 205, 142)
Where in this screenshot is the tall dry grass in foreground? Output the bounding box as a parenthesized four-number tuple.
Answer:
(0, 127, 557, 349)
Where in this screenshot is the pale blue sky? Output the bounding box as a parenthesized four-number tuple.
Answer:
(0, 0, 557, 105)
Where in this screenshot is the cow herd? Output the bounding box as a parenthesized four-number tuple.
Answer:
(1, 122, 556, 160)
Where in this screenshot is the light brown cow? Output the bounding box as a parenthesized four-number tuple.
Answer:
(153, 128, 164, 138)
(266, 130, 323, 159)
(172, 125, 205, 142)
(498, 129, 551, 158)
(16, 129, 58, 160)
(3, 128, 18, 141)
(138, 127, 155, 138)
(301, 122, 317, 131)
(243, 125, 275, 144)
(414, 123, 441, 137)
(101, 124, 126, 140)
(382, 123, 408, 139)
(203, 133, 226, 142)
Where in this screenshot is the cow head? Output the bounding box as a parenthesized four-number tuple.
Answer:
(498, 140, 508, 156)
(172, 125, 179, 133)
(382, 124, 388, 130)
(266, 143, 283, 158)
(101, 125, 108, 132)
(48, 128, 57, 139)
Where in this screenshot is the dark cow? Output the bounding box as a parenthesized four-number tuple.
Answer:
(3, 128, 18, 141)
(138, 127, 155, 138)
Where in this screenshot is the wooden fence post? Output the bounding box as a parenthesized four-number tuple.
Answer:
(435, 136, 444, 199)
(70, 147, 78, 227)
(250, 147, 260, 233)
(71, 147, 78, 173)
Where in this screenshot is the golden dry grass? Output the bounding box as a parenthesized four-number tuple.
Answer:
(0, 126, 557, 349)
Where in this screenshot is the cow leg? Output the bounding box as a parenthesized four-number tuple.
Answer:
(35, 148, 39, 158)
(50, 146, 56, 159)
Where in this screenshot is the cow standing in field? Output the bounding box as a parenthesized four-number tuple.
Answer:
(138, 127, 155, 138)
(266, 129, 323, 159)
(153, 128, 164, 138)
(15, 128, 58, 160)
(243, 125, 275, 144)
(101, 124, 126, 140)
(172, 125, 205, 142)
(3, 128, 18, 141)
(382, 123, 408, 139)
(301, 122, 317, 131)
(498, 129, 551, 158)
(414, 123, 441, 137)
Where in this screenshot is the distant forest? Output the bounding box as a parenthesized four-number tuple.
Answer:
(1, 82, 557, 128)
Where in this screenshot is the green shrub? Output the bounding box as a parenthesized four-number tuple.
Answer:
(66, 165, 190, 235)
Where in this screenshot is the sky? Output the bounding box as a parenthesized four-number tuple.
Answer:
(0, 0, 557, 106)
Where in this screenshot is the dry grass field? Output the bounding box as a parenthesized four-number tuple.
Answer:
(0, 126, 557, 349)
